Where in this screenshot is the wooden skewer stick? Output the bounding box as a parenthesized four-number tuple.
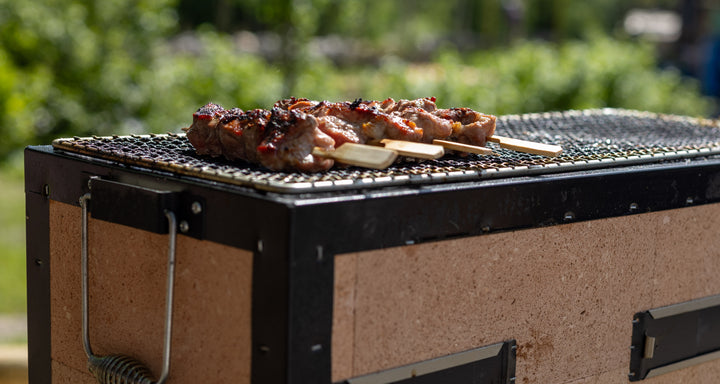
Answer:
(312, 143, 398, 169)
(379, 139, 445, 159)
(433, 139, 495, 155)
(487, 135, 563, 157)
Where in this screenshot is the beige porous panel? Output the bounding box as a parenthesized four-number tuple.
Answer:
(49, 200, 253, 384)
(332, 203, 720, 383)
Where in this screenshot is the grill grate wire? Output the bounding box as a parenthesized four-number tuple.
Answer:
(52, 109, 720, 193)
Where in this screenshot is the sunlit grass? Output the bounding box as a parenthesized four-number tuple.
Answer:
(0, 154, 26, 314)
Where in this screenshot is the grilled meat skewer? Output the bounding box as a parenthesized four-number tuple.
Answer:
(184, 97, 497, 172)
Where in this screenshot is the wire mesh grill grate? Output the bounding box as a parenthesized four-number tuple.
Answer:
(52, 109, 720, 193)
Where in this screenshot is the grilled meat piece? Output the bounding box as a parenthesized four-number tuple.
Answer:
(291, 99, 424, 145)
(184, 98, 496, 172)
(185, 104, 335, 172)
(184, 103, 228, 157)
(434, 107, 496, 146)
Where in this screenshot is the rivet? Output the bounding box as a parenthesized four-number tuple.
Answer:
(316, 246, 324, 263)
(629, 203, 639, 212)
(179, 221, 190, 233)
(258, 345, 270, 354)
(563, 211, 575, 221)
(35, 258, 44, 266)
(310, 344, 323, 353)
(42, 184, 50, 197)
(191, 201, 203, 215)
(257, 239, 264, 253)
(686, 197, 694, 205)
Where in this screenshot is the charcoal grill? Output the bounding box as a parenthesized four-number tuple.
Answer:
(25, 108, 720, 384)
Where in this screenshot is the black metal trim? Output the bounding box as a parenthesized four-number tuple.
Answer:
(250, 202, 292, 383)
(25, 148, 52, 384)
(285, 225, 335, 383)
(26, 145, 720, 253)
(629, 294, 720, 381)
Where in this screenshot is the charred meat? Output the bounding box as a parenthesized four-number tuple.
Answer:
(184, 97, 496, 171)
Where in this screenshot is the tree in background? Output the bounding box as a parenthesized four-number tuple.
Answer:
(0, 0, 178, 157)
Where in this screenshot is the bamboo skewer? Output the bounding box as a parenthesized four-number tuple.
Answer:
(379, 139, 445, 159)
(435, 136, 562, 157)
(313, 134, 562, 170)
(433, 139, 495, 155)
(312, 143, 398, 169)
(487, 135, 563, 157)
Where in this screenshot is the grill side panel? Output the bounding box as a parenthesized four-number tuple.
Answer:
(331, 204, 720, 383)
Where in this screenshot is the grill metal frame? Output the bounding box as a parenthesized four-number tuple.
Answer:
(52, 109, 720, 193)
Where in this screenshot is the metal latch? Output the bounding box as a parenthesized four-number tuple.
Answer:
(629, 294, 720, 380)
(342, 340, 516, 384)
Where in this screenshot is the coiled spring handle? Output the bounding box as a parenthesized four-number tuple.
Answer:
(80, 193, 176, 384)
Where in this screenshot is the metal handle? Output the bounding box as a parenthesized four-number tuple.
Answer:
(80, 192, 177, 384)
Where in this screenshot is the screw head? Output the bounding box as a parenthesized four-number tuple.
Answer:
(191, 201, 203, 215)
(179, 220, 190, 233)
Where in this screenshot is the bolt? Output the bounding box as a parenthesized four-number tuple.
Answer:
(310, 344, 323, 353)
(629, 203, 639, 212)
(257, 239, 264, 253)
(563, 211, 575, 221)
(35, 258, 44, 266)
(42, 184, 50, 197)
(191, 201, 203, 215)
(258, 345, 270, 354)
(316, 246, 324, 263)
(686, 197, 694, 205)
(179, 221, 190, 233)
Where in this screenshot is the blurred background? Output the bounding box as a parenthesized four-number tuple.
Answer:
(1, 0, 720, 382)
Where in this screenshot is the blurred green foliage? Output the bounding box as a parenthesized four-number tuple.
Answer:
(295, 35, 710, 116)
(0, 155, 25, 314)
(0, 0, 712, 162)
